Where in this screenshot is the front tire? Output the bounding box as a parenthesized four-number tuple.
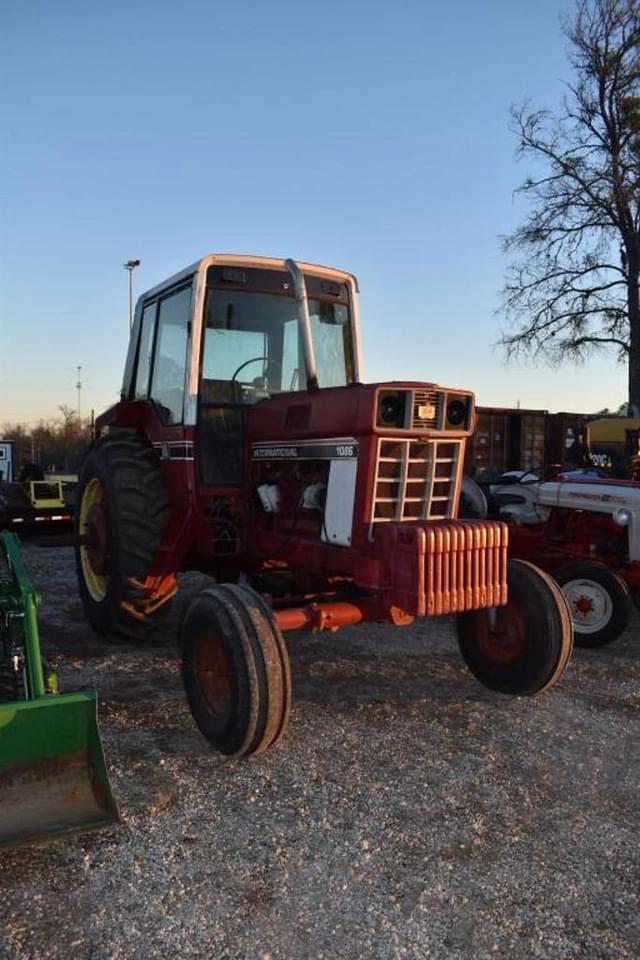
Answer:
(457, 559, 573, 695)
(181, 584, 291, 757)
(554, 561, 631, 648)
(75, 430, 172, 641)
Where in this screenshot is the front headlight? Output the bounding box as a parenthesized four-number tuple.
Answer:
(445, 394, 470, 429)
(613, 507, 631, 527)
(377, 391, 408, 429)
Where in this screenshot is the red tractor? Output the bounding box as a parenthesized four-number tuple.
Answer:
(75, 254, 573, 756)
(473, 471, 640, 647)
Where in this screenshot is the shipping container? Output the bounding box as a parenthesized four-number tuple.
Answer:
(545, 412, 591, 470)
(466, 407, 547, 476)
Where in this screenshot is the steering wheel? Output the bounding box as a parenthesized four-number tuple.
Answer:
(230, 356, 269, 384)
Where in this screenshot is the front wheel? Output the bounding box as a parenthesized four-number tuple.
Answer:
(181, 584, 291, 757)
(457, 559, 573, 695)
(554, 561, 631, 648)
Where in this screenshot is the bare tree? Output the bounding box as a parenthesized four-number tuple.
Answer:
(501, 0, 640, 412)
(1, 409, 90, 475)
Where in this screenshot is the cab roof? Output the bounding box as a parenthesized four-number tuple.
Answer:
(140, 253, 360, 303)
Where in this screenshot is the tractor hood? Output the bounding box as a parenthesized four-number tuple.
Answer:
(527, 477, 640, 562)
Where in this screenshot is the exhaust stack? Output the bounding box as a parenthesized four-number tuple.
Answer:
(285, 258, 319, 391)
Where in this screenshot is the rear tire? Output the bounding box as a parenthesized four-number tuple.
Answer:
(457, 559, 574, 695)
(554, 561, 631, 648)
(181, 584, 291, 757)
(75, 430, 172, 642)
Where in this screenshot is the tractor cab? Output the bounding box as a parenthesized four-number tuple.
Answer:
(197, 259, 360, 485)
(120, 255, 362, 484)
(122, 256, 361, 414)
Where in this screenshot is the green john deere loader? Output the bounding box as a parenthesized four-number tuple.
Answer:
(0, 531, 118, 847)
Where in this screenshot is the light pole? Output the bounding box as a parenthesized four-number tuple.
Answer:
(123, 259, 141, 329)
(76, 365, 82, 422)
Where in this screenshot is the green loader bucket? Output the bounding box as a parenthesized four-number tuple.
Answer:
(0, 690, 119, 848)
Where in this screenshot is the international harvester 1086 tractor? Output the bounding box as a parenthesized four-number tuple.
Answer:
(75, 255, 573, 756)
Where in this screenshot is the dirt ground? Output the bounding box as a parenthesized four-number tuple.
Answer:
(1, 542, 639, 960)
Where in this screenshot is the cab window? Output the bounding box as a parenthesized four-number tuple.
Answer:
(134, 302, 157, 399)
(149, 285, 192, 424)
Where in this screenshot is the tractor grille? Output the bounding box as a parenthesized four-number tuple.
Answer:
(411, 389, 441, 429)
(371, 438, 463, 525)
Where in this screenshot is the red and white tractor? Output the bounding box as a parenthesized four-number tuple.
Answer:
(75, 254, 573, 756)
(478, 471, 639, 647)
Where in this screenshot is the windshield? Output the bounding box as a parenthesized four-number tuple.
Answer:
(200, 288, 354, 403)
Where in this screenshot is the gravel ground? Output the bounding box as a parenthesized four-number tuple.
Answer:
(1, 542, 639, 960)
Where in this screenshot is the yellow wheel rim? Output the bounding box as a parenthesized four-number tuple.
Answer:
(79, 477, 108, 602)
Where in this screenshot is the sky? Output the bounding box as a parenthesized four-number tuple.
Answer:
(0, 0, 627, 427)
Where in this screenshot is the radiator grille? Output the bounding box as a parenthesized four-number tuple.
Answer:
(411, 389, 441, 429)
(372, 438, 463, 525)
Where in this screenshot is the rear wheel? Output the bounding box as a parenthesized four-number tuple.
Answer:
(75, 430, 172, 642)
(554, 561, 631, 648)
(180, 584, 291, 757)
(457, 559, 574, 695)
